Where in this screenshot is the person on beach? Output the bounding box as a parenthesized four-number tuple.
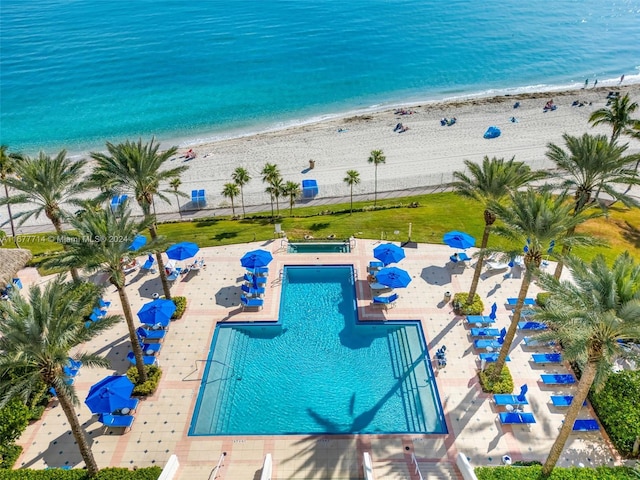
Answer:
(594, 79, 598, 88)
(584, 79, 588, 88)
(620, 74, 625, 84)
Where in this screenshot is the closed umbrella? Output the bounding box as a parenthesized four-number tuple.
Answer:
(443, 231, 476, 250)
(166, 241, 199, 261)
(137, 299, 176, 327)
(85, 375, 134, 414)
(128, 235, 147, 252)
(375, 267, 412, 288)
(517, 384, 528, 403)
(373, 243, 405, 266)
(240, 249, 273, 269)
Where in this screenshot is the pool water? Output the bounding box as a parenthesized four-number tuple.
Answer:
(288, 242, 350, 253)
(190, 265, 446, 435)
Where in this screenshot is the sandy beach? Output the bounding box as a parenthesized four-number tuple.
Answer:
(7, 84, 640, 231)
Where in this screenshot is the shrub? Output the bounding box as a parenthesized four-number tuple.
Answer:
(0, 466, 162, 479)
(536, 292, 551, 308)
(0, 444, 22, 470)
(452, 292, 484, 315)
(127, 365, 162, 397)
(589, 370, 640, 457)
(475, 465, 635, 479)
(171, 296, 187, 319)
(478, 364, 514, 394)
(0, 400, 30, 446)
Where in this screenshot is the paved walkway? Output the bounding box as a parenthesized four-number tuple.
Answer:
(15, 241, 618, 479)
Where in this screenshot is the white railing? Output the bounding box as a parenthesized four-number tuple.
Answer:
(158, 454, 179, 480)
(260, 453, 273, 480)
(362, 452, 374, 480)
(208, 452, 227, 480)
(411, 453, 424, 480)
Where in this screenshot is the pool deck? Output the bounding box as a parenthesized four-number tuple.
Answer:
(14, 239, 619, 479)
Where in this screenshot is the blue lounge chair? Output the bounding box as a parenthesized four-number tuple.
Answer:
(197, 189, 206, 206)
(479, 353, 510, 362)
(191, 190, 199, 207)
(450, 252, 471, 263)
(499, 412, 536, 424)
(518, 321, 547, 331)
(474, 339, 503, 349)
(532, 353, 562, 364)
(136, 326, 166, 341)
(243, 273, 267, 286)
(89, 312, 102, 323)
(541, 374, 575, 385)
(240, 295, 263, 310)
(126, 351, 158, 366)
(523, 336, 555, 347)
(138, 339, 161, 354)
(573, 419, 599, 431)
(551, 396, 586, 407)
(141, 256, 156, 273)
(465, 315, 496, 325)
(470, 327, 500, 337)
(369, 261, 384, 270)
(99, 413, 135, 430)
(99, 298, 111, 309)
(241, 284, 265, 297)
(92, 307, 106, 318)
(494, 394, 528, 406)
(372, 293, 399, 308)
(506, 297, 536, 307)
(248, 267, 269, 276)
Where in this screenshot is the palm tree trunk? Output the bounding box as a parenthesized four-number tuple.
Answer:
(240, 186, 246, 218)
(466, 224, 491, 304)
(3, 183, 17, 243)
(56, 388, 99, 476)
(542, 362, 597, 477)
(350, 186, 353, 214)
(148, 224, 171, 300)
(490, 271, 532, 379)
(174, 194, 182, 219)
(269, 195, 275, 221)
(374, 167, 378, 206)
(553, 225, 576, 280)
(231, 198, 235, 217)
(116, 285, 147, 382)
(51, 217, 81, 282)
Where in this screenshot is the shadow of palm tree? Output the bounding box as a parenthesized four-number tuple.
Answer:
(621, 220, 640, 248)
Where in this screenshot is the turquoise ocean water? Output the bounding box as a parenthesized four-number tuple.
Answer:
(1, 0, 639, 154)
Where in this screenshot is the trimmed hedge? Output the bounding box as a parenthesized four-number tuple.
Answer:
(0, 445, 22, 471)
(452, 292, 484, 315)
(589, 370, 640, 457)
(475, 465, 636, 479)
(127, 365, 162, 397)
(171, 296, 187, 319)
(479, 364, 514, 394)
(0, 466, 162, 479)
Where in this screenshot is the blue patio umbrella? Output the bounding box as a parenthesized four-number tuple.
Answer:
(443, 231, 476, 250)
(517, 384, 528, 403)
(166, 241, 199, 261)
(128, 234, 147, 251)
(375, 267, 412, 288)
(490, 302, 498, 319)
(137, 299, 176, 327)
(498, 327, 507, 344)
(240, 249, 273, 269)
(85, 375, 134, 414)
(373, 243, 405, 266)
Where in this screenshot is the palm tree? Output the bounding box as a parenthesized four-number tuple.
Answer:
(546, 133, 639, 278)
(222, 182, 240, 217)
(89, 138, 187, 300)
(45, 207, 154, 382)
(486, 189, 598, 380)
(283, 181, 301, 216)
(533, 253, 640, 477)
(1, 150, 90, 282)
(343, 170, 360, 214)
(261, 163, 281, 220)
(0, 277, 121, 476)
(0, 145, 19, 243)
(271, 176, 284, 216)
(231, 167, 251, 217)
(169, 177, 183, 219)
(367, 150, 386, 206)
(452, 157, 547, 304)
(589, 93, 639, 143)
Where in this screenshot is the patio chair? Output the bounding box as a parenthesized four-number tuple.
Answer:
(465, 315, 496, 325)
(137, 335, 162, 354)
(372, 293, 399, 309)
(470, 327, 500, 337)
(274, 223, 285, 238)
(112, 398, 140, 415)
(541, 374, 575, 385)
(506, 297, 536, 308)
(369, 261, 384, 271)
(572, 419, 599, 431)
(247, 266, 269, 276)
(126, 351, 158, 366)
(197, 189, 206, 206)
(517, 321, 547, 331)
(243, 273, 267, 286)
(167, 269, 180, 281)
(92, 307, 106, 318)
(99, 413, 135, 431)
(474, 339, 503, 349)
(551, 396, 586, 407)
(241, 284, 265, 297)
(191, 190, 198, 206)
(136, 326, 166, 342)
(241, 294, 264, 310)
(499, 412, 536, 424)
(494, 394, 529, 406)
(479, 353, 510, 362)
(89, 312, 103, 323)
(99, 298, 111, 310)
(141, 256, 156, 273)
(531, 353, 562, 364)
(523, 336, 555, 347)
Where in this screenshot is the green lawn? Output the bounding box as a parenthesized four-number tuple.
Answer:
(11, 192, 640, 266)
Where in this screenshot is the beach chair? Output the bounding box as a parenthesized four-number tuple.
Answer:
(244, 273, 267, 286)
(89, 312, 103, 323)
(241, 295, 263, 310)
(517, 321, 547, 331)
(479, 353, 510, 362)
(191, 190, 198, 207)
(531, 353, 562, 364)
(247, 266, 269, 276)
(494, 394, 529, 406)
(551, 396, 586, 407)
(369, 261, 384, 270)
(470, 327, 500, 337)
(241, 284, 265, 297)
(372, 293, 399, 309)
(99, 298, 111, 310)
(197, 189, 206, 206)
(499, 412, 536, 424)
(465, 315, 496, 325)
(136, 326, 166, 342)
(572, 419, 599, 431)
(137, 335, 162, 355)
(523, 336, 555, 347)
(506, 297, 536, 308)
(126, 351, 158, 366)
(541, 374, 575, 385)
(141, 256, 156, 273)
(99, 413, 135, 431)
(166, 269, 180, 281)
(474, 339, 503, 349)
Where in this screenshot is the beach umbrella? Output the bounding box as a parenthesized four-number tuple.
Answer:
(166, 241, 199, 261)
(240, 249, 273, 269)
(489, 302, 497, 319)
(375, 267, 412, 288)
(443, 231, 476, 250)
(517, 384, 528, 403)
(85, 375, 134, 414)
(498, 327, 507, 344)
(137, 299, 176, 327)
(128, 234, 147, 251)
(373, 243, 405, 266)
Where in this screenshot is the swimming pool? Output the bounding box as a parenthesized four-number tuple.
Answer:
(190, 265, 446, 436)
(288, 242, 350, 253)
